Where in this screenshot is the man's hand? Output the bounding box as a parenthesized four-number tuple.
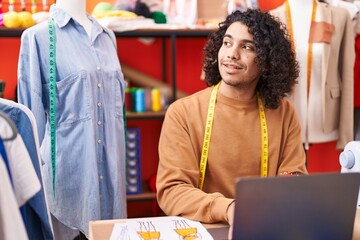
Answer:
(226, 201, 235, 240)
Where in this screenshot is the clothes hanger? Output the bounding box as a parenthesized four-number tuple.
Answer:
(0, 111, 18, 141)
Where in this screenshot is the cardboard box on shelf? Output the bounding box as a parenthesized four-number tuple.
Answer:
(197, 0, 227, 22)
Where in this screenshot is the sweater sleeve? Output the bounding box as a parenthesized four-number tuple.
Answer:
(156, 101, 234, 224)
(277, 101, 308, 175)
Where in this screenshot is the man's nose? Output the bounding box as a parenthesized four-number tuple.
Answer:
(227, 48, 240, 59)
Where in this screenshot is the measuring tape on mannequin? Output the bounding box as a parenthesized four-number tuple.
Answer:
(198, 81, 268, 190)
(48, 18, 56, 197)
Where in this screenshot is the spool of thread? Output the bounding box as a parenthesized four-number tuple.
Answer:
(340, 141, 360, 208)
(135, 88, 145, 113)
(131, 88, 138, 112)
(144, 88, 152, 111)
(151, 88, 162, 112)
(125, 88, 132, 111)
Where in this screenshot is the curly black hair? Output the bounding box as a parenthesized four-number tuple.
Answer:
(202, 9, 299, 109)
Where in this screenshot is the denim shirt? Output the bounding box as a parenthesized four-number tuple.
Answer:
(0, 99, 54, 240)
(17, 5, 127, 236)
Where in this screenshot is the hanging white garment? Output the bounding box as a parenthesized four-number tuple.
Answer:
(0, 113, 41, 206)
(0, 155, 29, 240)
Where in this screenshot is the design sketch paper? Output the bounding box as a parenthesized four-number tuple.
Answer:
(109, 222, 129, 240)
(122, 216, 214, 240)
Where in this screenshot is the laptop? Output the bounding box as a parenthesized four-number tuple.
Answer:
(232, 173, 360, 240)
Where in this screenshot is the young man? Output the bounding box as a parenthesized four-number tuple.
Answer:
(156, 8, 307, 235)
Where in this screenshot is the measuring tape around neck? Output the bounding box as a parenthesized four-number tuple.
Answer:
(198, 81, 269, 190)
(257, 91, 268, 177)
(48, 18, 57, 197)
(198, 82, 220, 190)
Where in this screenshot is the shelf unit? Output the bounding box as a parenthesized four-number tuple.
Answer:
(116, 28, 212, 208)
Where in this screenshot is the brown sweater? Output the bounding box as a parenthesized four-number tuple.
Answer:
(156, 86, 307, 224)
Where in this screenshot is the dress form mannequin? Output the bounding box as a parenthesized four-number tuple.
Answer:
(56, 0, 92, 36)
(270, 0, 355, 150)
(17, 1, 128, 239)
(283, 0, 339, 148)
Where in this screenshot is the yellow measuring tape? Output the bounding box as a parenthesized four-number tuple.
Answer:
(198, 81, 269, 190)
(257, 91, 268, 177)
(198, 82, 220, 190)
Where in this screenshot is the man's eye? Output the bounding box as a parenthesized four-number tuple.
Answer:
(243, 45, 255, 51)
(223, 40, 231, 46)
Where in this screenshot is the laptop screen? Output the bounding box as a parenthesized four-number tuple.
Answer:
(232, 173, 360, 240)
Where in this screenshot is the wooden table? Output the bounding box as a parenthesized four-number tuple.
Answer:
(89, 209, 360, 240)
